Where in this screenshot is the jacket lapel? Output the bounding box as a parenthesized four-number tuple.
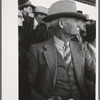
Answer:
(70, 41, 85, 86)
(43, 37, 57, 86)
(87, 44, 96, 61)
(70, 41, 88, 96)
(70, 41, 83, 77)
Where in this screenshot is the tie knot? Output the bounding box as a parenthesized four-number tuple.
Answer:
(64, 42, 69, 50)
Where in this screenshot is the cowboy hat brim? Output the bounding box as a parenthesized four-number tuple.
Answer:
(43, 12, 87, 22)
(34, 12, 48, 16)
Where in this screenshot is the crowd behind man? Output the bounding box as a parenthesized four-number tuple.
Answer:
(18, 0, 96, 100)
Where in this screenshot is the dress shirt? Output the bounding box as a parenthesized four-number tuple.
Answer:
(88, 43, 96, 54)
(54, 36, 69, 58)
(34, 18, 38, 29)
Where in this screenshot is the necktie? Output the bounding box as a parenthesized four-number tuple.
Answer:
(63, 42, 71, 65)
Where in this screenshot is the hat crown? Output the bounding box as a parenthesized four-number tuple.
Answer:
(35, 6, 48, 15)
(48, 0, 77, 15)
(43, 0, 86, 22)
(18, 0, 29, 6)
(84, 14, 89, 19)
(18, 1, 35, 10)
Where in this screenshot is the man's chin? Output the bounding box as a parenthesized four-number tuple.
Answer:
(18, 23, 23, 27)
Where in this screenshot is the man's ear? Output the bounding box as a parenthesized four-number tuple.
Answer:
(59, 19, 64, 29)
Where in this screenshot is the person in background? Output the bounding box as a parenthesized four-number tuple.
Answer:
(18, 0, 36, 51)
(76, 19, 86, 43)
(83, 22, 96, 60)
(18, 9, 25, 43)
(76, 11, 95, 44)
(27, 1, 95, 100)
(84, 14, 95, 26)
(19, 0, 35, 31)
(18, 9, 24, 26)
(34, 6, 48, 25)
(31, 6, 49, 43)
(19, 0, 35, 17)
(83, 22, 96, 100)
(18, 9, 30, 100)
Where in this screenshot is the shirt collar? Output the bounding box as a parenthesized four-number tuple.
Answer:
(88, 43, 96, 53)
(54, 35, 70, 49)
(54, 35, 64, 49)
(34, 18, 38, 29)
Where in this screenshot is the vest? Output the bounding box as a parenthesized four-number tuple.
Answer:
(54, 50, 82, 100)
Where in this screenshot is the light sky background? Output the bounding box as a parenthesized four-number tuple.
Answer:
(30, 0, 96, 20)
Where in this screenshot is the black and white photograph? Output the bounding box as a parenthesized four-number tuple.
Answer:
(18, 0, 97, 100)
(2, 0, 98, 100)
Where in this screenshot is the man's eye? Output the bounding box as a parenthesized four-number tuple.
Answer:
(18, 16, 23, 19)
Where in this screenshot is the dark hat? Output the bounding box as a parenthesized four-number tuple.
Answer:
(43, 0, 86, 22)
(18, 0, 29, 6)
(18, 0, 35, 10)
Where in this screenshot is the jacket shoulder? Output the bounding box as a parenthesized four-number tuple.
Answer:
(29, 41, 46, 51)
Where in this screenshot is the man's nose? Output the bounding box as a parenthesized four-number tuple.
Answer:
(22, 18, 24, 21)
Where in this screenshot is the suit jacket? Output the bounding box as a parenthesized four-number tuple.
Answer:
(84, 43, 96, 100)
(87, 43, 96, 61)
(27, 36, 95, 100)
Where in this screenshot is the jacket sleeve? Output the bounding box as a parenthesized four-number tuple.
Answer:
(27, 45, 46, 100)
(83, 43, 95, 100)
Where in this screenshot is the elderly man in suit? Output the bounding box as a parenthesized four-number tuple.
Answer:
(27, 1, 95, 100)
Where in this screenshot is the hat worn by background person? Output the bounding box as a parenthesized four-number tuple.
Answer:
(18, 0, 35, 10)
(18, 0, 29, 6)
(33, 6, 49, 43)
(34, 6, 49, 24)
(18, 0, 36, 51)
(43, 0, 86, 22)
(84, 14, 95, 26)
(35, 6, 49, 16)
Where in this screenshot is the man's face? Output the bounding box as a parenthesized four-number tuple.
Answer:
(76, 20, 86, 37)
(18, 10, 24, 26)
(37, 13, 47, 23)
(26, 6, 33, 13)
(38, 14, 47, 19)
(62, 18, 79, 36)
